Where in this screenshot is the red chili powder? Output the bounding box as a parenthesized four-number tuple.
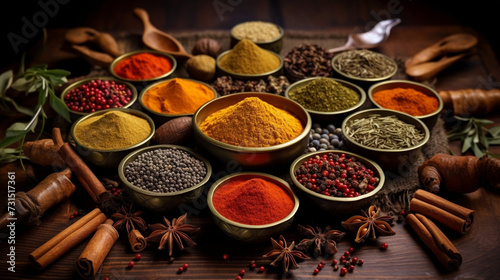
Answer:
(114, 52, 172, 80)
(212, 177, 295, 225)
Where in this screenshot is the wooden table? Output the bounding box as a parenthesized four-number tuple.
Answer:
(1, 24, 500, 280)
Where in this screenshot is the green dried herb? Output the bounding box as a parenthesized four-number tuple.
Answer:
(447, 116, 500, 157)
(333, 49, 396, 79)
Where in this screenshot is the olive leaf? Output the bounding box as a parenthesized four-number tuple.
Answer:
(448, 116, 500, 157)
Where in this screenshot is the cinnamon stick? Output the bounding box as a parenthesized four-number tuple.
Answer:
(29, 208, 107, 270)
(52, 127, 107, 203)
(406, 213, 462, 271)
(128, 229, 147, 252)
(76, 219, 119, 279)
(410, 189, 475, 234)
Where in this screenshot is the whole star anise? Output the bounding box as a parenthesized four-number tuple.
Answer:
(146, 213, 200, 256)
(111, 204, 147, 233)
(341, 205, 395, 243)
(295, 224, 345, 256)
(263, 235, 309, 273)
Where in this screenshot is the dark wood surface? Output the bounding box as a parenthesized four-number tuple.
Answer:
(1, 1, 500, 279)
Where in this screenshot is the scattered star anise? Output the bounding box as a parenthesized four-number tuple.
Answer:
(146, 213, 200, 256)
(295, 224, 345, 256)
(263, 235, 309, 273)
(111, 204, 147, 233)
(341, 205, 395, 243)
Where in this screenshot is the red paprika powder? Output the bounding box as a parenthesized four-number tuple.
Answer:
(113, 52, 172, 80)
(212, 177, 295, 225)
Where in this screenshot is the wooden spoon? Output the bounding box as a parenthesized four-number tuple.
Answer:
(65, 27, 122, 58)
(133, 8, 192, 59)
(405, 52, 472, 82)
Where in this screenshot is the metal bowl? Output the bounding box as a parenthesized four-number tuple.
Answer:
(341, 108, 430, 172)
(118, 145, 212, 213)
(284, 77, 366, 125)
(216, 49, 283, 80)
(207, 172, 299, 243)
(139, 78, 218, 125)
(193, 92, 311, 170)
(290, 150, 385, 217)
(70, 108, 155, 169)
(109, 50, 177, 84)
(60, 76, 138, 122)
(368, 80, 444, 130)
(230, 21, 284, 54)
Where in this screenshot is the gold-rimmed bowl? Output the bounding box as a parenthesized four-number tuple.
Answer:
(207, 172, 299, 243)
(216, 49, 283, 80)
(230, 21, 284, 54)
(118, 144, 212, 213)
(110, 50, 177, 84)
(290, 150, 385, 216)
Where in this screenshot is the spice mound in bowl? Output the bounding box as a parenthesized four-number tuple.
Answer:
(341, 108, 430, 171)
(207, 172, 299, 243)
(230, 21, 284, 54)
(216, 39, 283, 80)
(118, 145, 212, 213)
(285, 77, 366, 124)
(193, 92, 311, 170)
(284, 44, 334, 82)
(290, 150, 384, 216)
(61, 77, 137, 122)
(70, 108, 155, 168)
(110, 50, 177, 83)
(368, 80, 444, 130)
(139, 77, 217, 124)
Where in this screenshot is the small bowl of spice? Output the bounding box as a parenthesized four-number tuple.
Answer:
(118, 145, 212, 213)
(331, 49, 398, 89)
(70, 108, 155, 168)
(110, 50, 177, 83)
(341, 108, 430, 171)
(193, 92, 311, 170)
(284, 44, 334, 82)
(139, 77, 218, 124)
(285, 77, 366, 125)
(61, 77, 137, 122)
(207, 172, 299, 243)
(216, 39, 283, 80)
(290, 150, 384, 216)
(368, 80, 444, 130)
(230, 21, 284, 54)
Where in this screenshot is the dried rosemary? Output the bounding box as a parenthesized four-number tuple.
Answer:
(345, 114, 425, 149)
(333, 49, 396, 79)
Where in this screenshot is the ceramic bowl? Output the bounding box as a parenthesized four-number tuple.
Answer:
(290, 150, 385, 216)
(118, 145, 212, 213)
(216, 49, 283, 80)
(70, 108, 155, 169)
(139, 78, 218, 125)
(285, 77, 366, 125)
(109, 50, 177, 84)
(230, 21, 284, 54)
(60, 76, 138, 122)
(207, 172, 299, 243)
(368, 80, 444, 130)
(341, 108, 430, 172)
(193, 92, 311, 170)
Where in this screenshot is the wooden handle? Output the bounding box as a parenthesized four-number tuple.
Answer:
(71, 45, 114, 67)
(405, 52, 467, 81)
(133, 7, 154, 31)
(94, 32, 122, 57)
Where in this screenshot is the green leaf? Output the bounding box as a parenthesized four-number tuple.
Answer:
(0, 122, 29, 149)
(462, 136, 472, 153)
(49, 90, 71, 122)
(0, 70, 13, 97)
(471, 143, 484, 157)
(472, 117, 494, 125)
(486, 138, 500, 145)
(11, 76, 34, 92)
(487, 126, 500, 137)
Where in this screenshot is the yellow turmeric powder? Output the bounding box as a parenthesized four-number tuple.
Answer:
(199, 97, 303, 147)
(142, 78, 215, 114)
(218, 39, 281, 74)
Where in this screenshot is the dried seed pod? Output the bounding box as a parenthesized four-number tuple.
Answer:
(152, 116, 194, 145)
(186, 55, 216, 82)
(191, 38, 222, 58)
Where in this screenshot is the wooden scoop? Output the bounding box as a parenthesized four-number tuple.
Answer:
(65, 27, 122, 58)
(133, 8, 192, 60)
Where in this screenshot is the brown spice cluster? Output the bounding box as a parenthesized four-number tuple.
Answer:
(284, 44, 334, 81)
(211, 75, 290, 96)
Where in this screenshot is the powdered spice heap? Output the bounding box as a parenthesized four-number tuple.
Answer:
(212, 178, 295, 225)
(218, 39, 280, 74)
(199, 97, 303, 147)
(372, 87, 439, 116)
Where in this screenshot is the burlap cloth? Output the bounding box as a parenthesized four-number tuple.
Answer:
(76, 30, 450, 215)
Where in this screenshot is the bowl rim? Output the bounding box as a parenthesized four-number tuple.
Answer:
(109, 49, 177, 82)
(118, 144, 212, 197)
(367, 79, 444, 118)
(230, 21, 284, 44)
(341, 108, 431, 153)
(193, 92, 312, 152)
(138, 77, 219, 117)
(70, 108, 155, 152)
(60, 76, 138, 117)
(216, 49, 284, 78)
(289, 150, 385, 202)
(331, 50, 398, 82)
(207, 171, 300, 229)
(284, 76, 367, 115)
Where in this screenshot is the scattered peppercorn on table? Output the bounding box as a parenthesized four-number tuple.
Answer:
(1, 6, 500, 280)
